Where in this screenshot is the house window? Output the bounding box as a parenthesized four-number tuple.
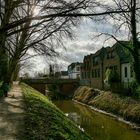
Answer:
(92, 70, 94, 78)
(93, 69, 100, 78)
(87, 62, 89, 69)
(93, 57, 99, 65)
(86, 72, 89, 78)
(107, 53, 110, 59)
(107, 51, 115, 59)
(85, 72, 86, 78)
(114, 65, 117, 71)
(130, 66, 133, 77)
(111, 51, 115, 58)
(110, 66, 113, 70)
(82, 72, 84, 79)
(95, 69, 97, 78)
(88, 72, 90, 78)
(98, 69, 100, 77)
(77, 74, 80, 79)
(76, 67, 80, 71)
(124, 67, 127, 77)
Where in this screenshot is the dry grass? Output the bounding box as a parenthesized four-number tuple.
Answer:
(74, 86, 140, 124)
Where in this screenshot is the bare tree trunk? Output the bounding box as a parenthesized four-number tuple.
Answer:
(130, 0, 140, 85)
(12, 64, 20, 81)
(4, 20, 31, 83)
(0, 1, 15, 81)
(5, 58, 19, 83)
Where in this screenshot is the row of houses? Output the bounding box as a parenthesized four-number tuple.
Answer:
(54, 62, 82, 79)
(67, 41, 135, 89)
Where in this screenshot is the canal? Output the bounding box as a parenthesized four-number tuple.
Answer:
(53, 100, 140, 140)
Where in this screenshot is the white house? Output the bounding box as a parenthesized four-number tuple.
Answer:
(68, 62, 82, 79)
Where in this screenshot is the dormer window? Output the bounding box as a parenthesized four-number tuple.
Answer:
(111, 51, 115, 58)
(107, 53, 110, 59)
(107, 51, 115, 59)
(93, 57, 99, 65)
(76, 66, 80, 71)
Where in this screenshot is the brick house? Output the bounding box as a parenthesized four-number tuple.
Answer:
(90, 48, 106, 89)
(81, 54, 92, 85)
(81, 41, 133, 89)
(81, 48, 105, 88)
(81, 54, 91, 79)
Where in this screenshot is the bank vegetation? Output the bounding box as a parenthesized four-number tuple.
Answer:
(73, 86, 140, 125)
(21, 83, 92, 140)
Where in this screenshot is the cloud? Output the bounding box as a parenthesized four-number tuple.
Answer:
(57, 41, 103, 69)
(21, 18, 117, 75)
(21, 5, 132, 76)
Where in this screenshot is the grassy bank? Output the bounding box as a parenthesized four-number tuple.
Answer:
(73, 86, 140, 125)
(21, 83, 92, 140)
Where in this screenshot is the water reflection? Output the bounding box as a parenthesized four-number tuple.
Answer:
(53, 100, 140, 140)
(66, 112, 81, 124)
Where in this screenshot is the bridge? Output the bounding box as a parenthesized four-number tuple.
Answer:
(22, 78, 79, 84)
(21, 78, 79, 98)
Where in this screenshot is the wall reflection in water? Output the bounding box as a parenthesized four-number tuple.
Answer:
(53, 100, 140, 140)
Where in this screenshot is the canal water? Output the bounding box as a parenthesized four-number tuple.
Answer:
(53, 100, 140, 140)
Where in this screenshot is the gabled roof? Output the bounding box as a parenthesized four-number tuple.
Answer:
(68, 62, 82, 69)
(82, 40, 134, 66)
(113, 41, 132, 63)
(91, 47, 106, 60)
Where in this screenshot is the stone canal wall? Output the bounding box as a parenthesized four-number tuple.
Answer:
(73, 86, 140, 126)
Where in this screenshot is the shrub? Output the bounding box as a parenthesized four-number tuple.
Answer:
(0, 90, 3, 97)
(130, 81, 140, 98)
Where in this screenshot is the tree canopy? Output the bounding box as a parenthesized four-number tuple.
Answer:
(0, 0, 140, 84)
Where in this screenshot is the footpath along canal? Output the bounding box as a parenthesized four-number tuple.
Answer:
(53, 100, 140, 140)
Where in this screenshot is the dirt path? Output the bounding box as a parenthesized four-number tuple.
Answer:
(0, 83, 25, 140)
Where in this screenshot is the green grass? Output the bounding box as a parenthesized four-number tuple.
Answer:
(21, 83, 92, 140)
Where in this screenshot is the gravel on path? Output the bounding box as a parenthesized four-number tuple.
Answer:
(0, 83, 25, 140)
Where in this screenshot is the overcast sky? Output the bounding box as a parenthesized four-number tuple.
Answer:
(21, 17, 128, 76)
(21, 0, 133, 76)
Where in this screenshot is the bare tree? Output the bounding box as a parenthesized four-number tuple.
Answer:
(0, 0, 92, 82)
(0, 0, 140, 84)
(95, 0, 140, 85)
